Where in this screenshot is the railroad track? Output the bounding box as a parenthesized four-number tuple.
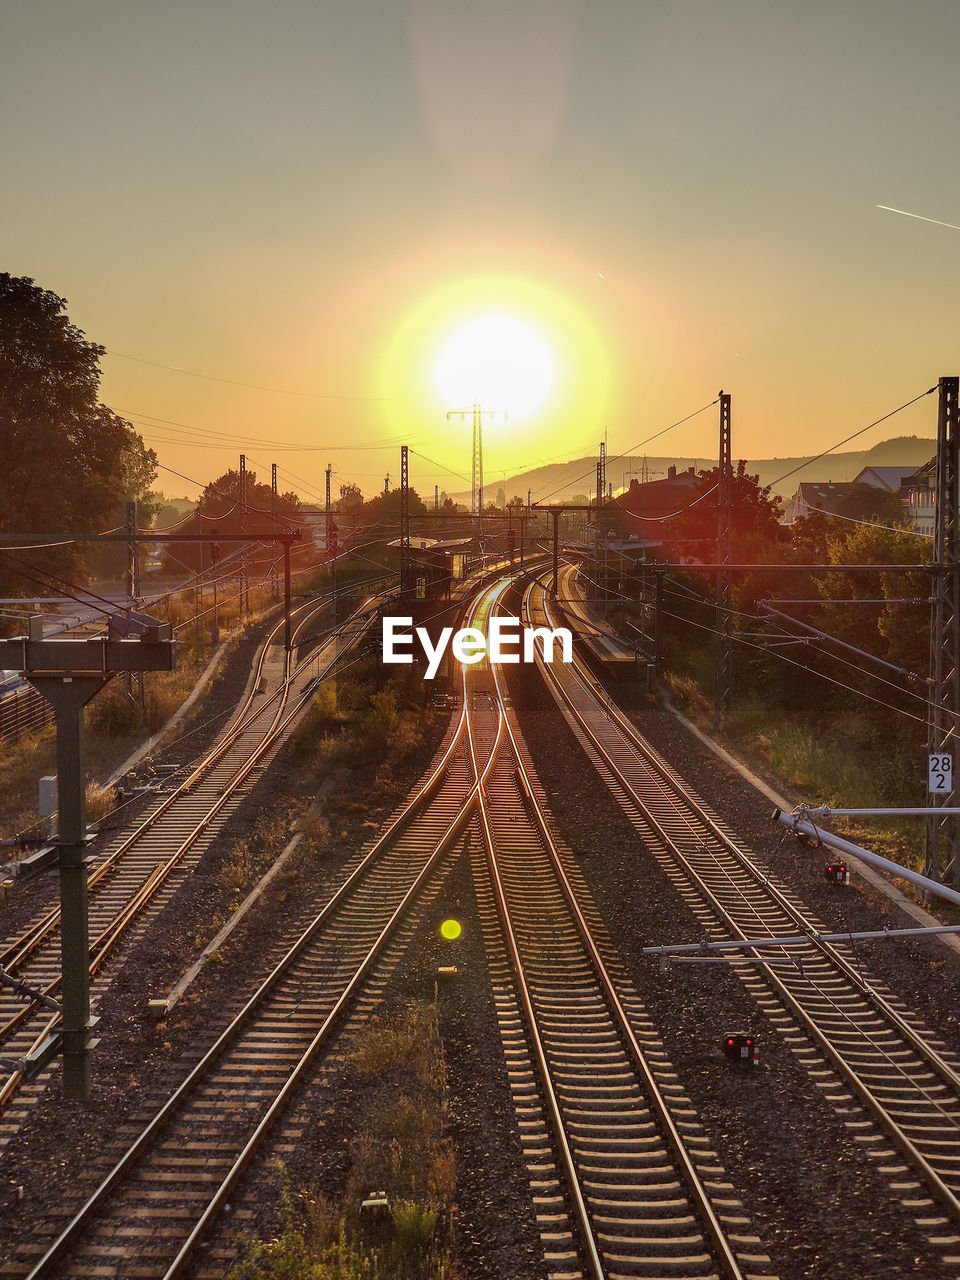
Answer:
(526, 564, 960, 1266)
(7, 586, 511, 1279)
(0, 585, 382, 1135)
(459, 579, 774, 1280)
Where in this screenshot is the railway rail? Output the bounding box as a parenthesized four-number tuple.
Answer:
(7, 572, 779, 1280)
(0, 584, 383, 1135)
(465, 579, 774, 1280)
(9, 587, 500, 1278)
(526, 564, 960, 1265)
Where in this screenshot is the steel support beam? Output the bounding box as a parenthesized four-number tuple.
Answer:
(552, 510, 560, 595)
(399, 445, 411, 602)
(927, 376, 960, 883)
(2, 626, 174, 1098)
(239, 454, 247, 617)
(31, 676, 105, 1097)
(712, 392, 732, 729)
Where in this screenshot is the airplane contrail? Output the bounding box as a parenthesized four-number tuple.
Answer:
(877, 204, 960, 231)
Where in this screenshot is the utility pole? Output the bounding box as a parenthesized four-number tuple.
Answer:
(712, 392, 733, 730)
(239, 454, 247, 618)
(927, 375, 960, 883)
(552, 509, 560, 596)
(325, 463, 332, 555)
(434, 484, 439, 512)
(0, 619, 174, 1097)
(446, 401, 506, 515)
(271, 463, 279, 599)
(602, 444, 609, 611)
(210, 542, 220, 645)
(125, 501, 145, 731)
(400, 445, 412, 602)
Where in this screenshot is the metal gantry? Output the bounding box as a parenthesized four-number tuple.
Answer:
(927, 375, 960, 883)
(713, 392, 733, 729)
(0, 622, 175, 1097)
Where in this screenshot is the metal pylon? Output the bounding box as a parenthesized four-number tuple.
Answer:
(712, 393, 732, 729)
(446, 403, 506, 516)
(927, 376, 960, 883)
(473, 402, 483, 515)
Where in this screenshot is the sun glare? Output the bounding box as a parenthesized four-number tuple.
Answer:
(379, 274, 609, 466)
(433, 314, 554, 419)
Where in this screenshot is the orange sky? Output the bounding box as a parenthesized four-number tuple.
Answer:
(2, 2, 957, 504)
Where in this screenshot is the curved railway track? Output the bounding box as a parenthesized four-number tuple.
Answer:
(527, 564, 960, 1264)
(462, 580, 774, 1280)
(0, 585, 383, 1132)
(10, 573, 779, 1280)
(10, 586, 504, 1279)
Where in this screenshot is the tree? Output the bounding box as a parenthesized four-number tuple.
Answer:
(165, 469, 302, 573)
(360, 488, 428, 525)
(336, 483, 363, 514)
(0, 273, 157, 598)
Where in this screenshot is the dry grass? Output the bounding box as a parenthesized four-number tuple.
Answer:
(230, 1000, 458, 1280)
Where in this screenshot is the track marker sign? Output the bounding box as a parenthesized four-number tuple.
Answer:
(929, 754, 954, 795)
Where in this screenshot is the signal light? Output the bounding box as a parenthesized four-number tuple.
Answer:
(722, 1032, 760, 1065)
(825, 862, 850, 886)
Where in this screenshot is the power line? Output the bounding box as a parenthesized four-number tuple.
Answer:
(108, 350, 395, 401)
(767, 386, 936, 490)
(533, 397, 719, 503)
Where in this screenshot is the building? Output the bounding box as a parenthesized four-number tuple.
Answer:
(900, 458, 936, 537)
(782, 481, 856, 524)
(850, 465, 920, 493)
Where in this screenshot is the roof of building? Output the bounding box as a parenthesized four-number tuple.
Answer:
(613, 469, 703, 522)
(851, 465, 922, 491)
(782, 481, 856, 523)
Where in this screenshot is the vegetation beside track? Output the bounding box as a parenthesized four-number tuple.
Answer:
(289, 654, 442, 782)
(229, 1000, 459, 1280)
(592, 516, 933, 873)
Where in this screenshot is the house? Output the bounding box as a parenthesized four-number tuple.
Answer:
(850, 465, 920, 493)
(782, 482, 856, 524)
(900, 458, 936, 537)
(613, 467, 703, 539)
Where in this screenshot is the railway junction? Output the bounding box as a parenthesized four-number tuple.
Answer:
(0, 545, 958, 1279)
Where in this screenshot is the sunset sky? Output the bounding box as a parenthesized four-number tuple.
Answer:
(3, 1, 958, 505)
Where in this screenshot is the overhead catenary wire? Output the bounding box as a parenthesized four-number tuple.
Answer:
(532, 397, 719, 504)
(107, 350, 395, 401)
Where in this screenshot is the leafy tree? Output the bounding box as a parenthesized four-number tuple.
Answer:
(165, 468, 302, 573)
(360, 487, 428, 525)
(335, 482, 363, 514)
(0, 273, 157, 599)
(668, 461, 784, 559)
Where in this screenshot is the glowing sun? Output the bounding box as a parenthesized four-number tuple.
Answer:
(432, 314, 554, 419)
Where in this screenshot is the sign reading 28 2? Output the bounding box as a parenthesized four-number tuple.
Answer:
(929, 754, 954, 795)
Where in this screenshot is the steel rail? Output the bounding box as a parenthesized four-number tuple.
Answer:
(543, 565, 960, 1097)
(22, 585, 501, 1280)
(476, 579, 747, 1280)
(0, 594, 384, 1110)
(0, 584, 341, 975)
(462, 584, 606, 1280)
(529, 567, 960, 1223)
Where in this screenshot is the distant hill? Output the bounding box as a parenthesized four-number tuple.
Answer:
(451, 436, 936, 505)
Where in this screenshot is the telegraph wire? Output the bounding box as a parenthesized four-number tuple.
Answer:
(107, 350, 394, 401)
